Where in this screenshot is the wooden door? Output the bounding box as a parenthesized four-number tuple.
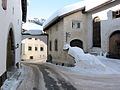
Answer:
(109, 31, 120, 59)
(70, 39, 83, 49)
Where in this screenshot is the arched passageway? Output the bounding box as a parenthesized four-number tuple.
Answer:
(109, 31, 120, 59)
(6, 29, 15, 71)
(70, 39, 83, 49)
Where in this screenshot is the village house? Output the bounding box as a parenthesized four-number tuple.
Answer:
(22, 37, 47, 61)
(22, 19, 47, 61)
(43, 0, 120, 66)
(86, 0, 120, 58)
(0, 0, 27, 87)
(43, 1, 88, 66)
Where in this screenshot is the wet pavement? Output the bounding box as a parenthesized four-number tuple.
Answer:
(37, 64, 76, 90)
(21, 63, 76, 90)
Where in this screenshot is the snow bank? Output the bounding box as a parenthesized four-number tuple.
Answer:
(65, 45, 118, 74)
(68, 47, 106, 71)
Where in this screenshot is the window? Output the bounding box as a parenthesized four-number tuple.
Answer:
(35, 47, 38, 51)
(55, 39, 58, 51)
(2, 0, 7, 10)
(50, 41, 52, 51)
(30, 56, 33, 59)
(28, 46, 32, 51)
(28, 38, 32, 39)
(113, 10, 120, 19)
(40, 47, 44, 51)
(72, 22, 75, 28)
(93, 17, 101, 47)
(35, 38, 37, 40)
(77, 23, 80, 28)
(72, 21, 81, 29)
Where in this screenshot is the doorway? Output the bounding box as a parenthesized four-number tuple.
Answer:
(109, 31, 120, 59)
(70, 39, 83, 49)
(6, 29, 15, 71)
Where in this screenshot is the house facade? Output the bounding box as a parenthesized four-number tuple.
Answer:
(0, 0, 27, 87)
(87, 0, 120, 58)
(22, 38, 47, 61)
(44, 0, 120, 66)
(44, 4, 88, 66)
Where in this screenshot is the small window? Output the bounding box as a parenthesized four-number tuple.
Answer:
(40, 47, 44, 51)
(30, 56, 33, 59)
(35, 47, 38, 51)
(28, 46, 32, 51)
(113, 10, 120, 19)
(28, 38, 32, 39)
(55, 39, 58, 51)
(35, 38, 37, 40)
(72, 21, 81, 29)
(50, 41, 52, 51)
(2, 0, 7, 10)
(77, 23, 80, 28)
(72, 22, 75, 28)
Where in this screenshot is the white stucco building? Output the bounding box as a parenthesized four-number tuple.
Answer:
(22, 38, 47, 61)
(22, 20, 47, 62)
(0, 0, 27, 87)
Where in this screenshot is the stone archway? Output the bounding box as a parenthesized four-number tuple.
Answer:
(70, 39, 83, 49)
(109, 30, 120, 59)
(6, 29, 15, 71)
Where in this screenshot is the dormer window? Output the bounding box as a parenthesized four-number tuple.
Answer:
(113, 10, 120, 19)
(2, 0, 7, 10)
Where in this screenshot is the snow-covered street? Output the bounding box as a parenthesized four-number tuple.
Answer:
(2, 56, 119, 90)
(17, 63, 77, 90)
(1, 56, 120, 90)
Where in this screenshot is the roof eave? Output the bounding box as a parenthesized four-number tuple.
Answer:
(86, 0, 114, 13)
(43, 7, 85, 31)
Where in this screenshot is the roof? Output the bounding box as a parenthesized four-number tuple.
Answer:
(22, 22, 43, 30)
(43, 1, 85, 30)
(23, 30, 44, 35)
(43, 0, 114, 30)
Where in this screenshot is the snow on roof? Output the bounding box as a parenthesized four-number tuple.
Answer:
(43, 1, 85, 29)
(22, 22, 43, 30)
(23, 30, 44, 35)
(85, 0, 113, 11)
(43, 0, 113, 30)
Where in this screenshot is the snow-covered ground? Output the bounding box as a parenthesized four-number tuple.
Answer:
(1, 56, 120, 90)
(1, 46, 120, 90)
(63, 45, 120, 74)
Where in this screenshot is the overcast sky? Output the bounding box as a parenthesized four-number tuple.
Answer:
(27, 0, 83, 19)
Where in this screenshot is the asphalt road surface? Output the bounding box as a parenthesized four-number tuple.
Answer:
(17, 62, 120, 90)
(18, 63, 77, 90)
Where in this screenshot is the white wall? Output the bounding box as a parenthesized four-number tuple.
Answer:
(0, 0, 22, 76)
(87, 2, 120, 54)
(22, 38, 47, 60)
